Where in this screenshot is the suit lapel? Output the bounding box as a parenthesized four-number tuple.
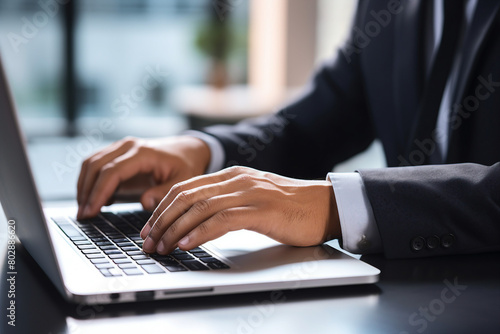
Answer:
(447, 1, 500, 162)
(393, 0, 425, 155)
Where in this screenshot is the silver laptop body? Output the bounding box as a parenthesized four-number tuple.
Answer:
(0, 53, 379, 305)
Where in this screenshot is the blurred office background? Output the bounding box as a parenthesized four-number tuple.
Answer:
(0, 0, 384, 201)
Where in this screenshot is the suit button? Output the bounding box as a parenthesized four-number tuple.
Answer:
(441, 234, 455, 248)
(426, 235, 440, 249)
(411, 236, 425, 251)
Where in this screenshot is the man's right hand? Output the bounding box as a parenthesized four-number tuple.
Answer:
(76, 136, 210, 219)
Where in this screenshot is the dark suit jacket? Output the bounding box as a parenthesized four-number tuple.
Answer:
(202, 0, 500, 258)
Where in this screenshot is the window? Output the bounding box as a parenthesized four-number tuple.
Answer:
(0, 0, 249, 139)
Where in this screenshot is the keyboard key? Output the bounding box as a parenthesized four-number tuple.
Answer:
(122, 246, 140, 251)
(181, 260, 209, 271)
(110, 238, 129, 243)
(158, 258, 178, 266)
(99, 269, 113, 277)
(126, 250, 144, 256)
(109, 254, 126, 259)
(131, 254, 149, 260)
(207, 261, 230, 270)
(123, 268, 143, 276)
(163, 264, 187, 272)
(151, 254, 174, 261)
(85, 253, 105, 259)
(81, 249, 101, 254)
(199, 257, 220, 263)
(117, 241, 135, 246)
(113, 258, 132, 264)
(136, 259, 155, 265)
(89, 236, 107, 242)
(141, 264, 164, 274)
(91, 258, 110, 264)
(118, 263, 137, 269)
(95, 262, 114, 269)
(172, 253, 193, 261)
(74, 240, 91, 245)
(96, 241, 113, 246)
(99, 245, 118, 250)
(78, 244, 96, 250)
(104, 249, 122, 255)
(190, 251, 211, 258)
(188, 247, 205, 253)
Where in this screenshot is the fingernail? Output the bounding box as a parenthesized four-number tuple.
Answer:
(178, 235, 190, 248)
(143, 237, 155, 252)
(141, 223, 151, 239)
(157, 241, 165, 254)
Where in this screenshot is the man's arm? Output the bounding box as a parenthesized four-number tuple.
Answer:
(201, 59, 375, 179)
(359, 163, 500, 258)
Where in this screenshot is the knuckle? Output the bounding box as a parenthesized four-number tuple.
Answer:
(121, 136, 137, 144)
(166, 221, 178, 236)
(176, 190, 193, 205)
(233, 173, 253, 185)
(81, 159, 89, 169)
(214, 210, 232, 230)
(87, 156, 100, 166)
(149, 210, 160, 225)
(100, 163, 116, 176)
(197, 222, 211, 236)
(135, 145, 152, 156)
(169, 183, 184, 198)
(227, 165, 245, 175)
(192, 199, 211, 214)
(150, 219, 165, 238)
(86, 161, 104, 177)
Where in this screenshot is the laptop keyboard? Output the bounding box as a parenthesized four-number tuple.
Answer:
(52, 210, 229, 277)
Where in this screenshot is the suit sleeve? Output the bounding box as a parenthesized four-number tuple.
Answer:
(358, 163, 500, 258)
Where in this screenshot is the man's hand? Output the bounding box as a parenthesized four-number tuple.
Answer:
(140, 166, 341, 254)
(77, 136, 210, 219)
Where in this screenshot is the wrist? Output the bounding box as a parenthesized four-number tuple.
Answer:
(182, 136, 211, 175)
(320, 180, 341, 241)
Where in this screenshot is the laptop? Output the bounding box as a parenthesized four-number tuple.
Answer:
(0, 54, 379, 305)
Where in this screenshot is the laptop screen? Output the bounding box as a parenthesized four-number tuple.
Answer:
(0, 53, 65, 293)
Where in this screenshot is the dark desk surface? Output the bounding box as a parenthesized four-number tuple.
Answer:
(1, 232, 499, 334)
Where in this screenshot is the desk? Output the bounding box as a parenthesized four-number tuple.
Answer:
(1, 221, 499, 334)
(171, 85, 300, 130)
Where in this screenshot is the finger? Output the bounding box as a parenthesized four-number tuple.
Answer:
(77, 139, 132, 205)
(148, 193, 245, 254)
(81, 149, 154, 218)
(177, 207, 253, 251)
(142, 168, 248, 235)
(140, 182, 177, 212)
(77, 139, 136, 217)
(141, 174, 248, 242)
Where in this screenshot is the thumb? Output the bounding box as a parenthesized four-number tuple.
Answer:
(140, 182, 175, 211)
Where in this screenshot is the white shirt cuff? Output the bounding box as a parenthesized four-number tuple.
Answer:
(183, 130, 225, 174)
(327, 172, 382, 254)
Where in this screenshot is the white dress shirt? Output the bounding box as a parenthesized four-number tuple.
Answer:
(186, 0, 478, 254)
